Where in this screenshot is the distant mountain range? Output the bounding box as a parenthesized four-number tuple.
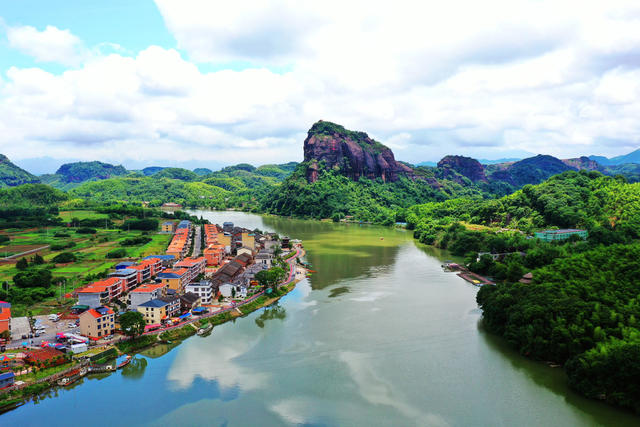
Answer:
(1, 129, 639, 193)
(588, 148, 640, 165)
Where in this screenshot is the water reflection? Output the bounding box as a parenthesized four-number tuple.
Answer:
(255, 304, 287, 328)
(141, 342, 179, 359)
(328, 286, 350, 298)
(121, 357, 148, 380)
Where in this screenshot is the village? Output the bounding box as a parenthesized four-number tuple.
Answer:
(0, 218, 305, 394)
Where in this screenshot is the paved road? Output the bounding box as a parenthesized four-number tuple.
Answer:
(192, 225, 202, 257)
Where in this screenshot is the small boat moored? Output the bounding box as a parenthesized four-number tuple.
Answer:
(117, 355, 132, 369)
(197, 323, 213, 336)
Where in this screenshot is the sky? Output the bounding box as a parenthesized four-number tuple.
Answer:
(1, 0, 640, 174)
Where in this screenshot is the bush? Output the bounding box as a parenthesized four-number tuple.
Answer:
(0, 235, 9, 244)
(53, 232, 70, 238)
(120, 236, 152, 246)
(106, 248, 127, 259)
(52, 252, 76, 263)
(50, 241, 76, 251)
(76, 227, 97, 234)
(121, 219, 158, 231)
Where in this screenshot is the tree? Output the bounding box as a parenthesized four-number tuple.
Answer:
(255, 267, 287, 292)
(16, 258, 28, 270)
(32, 254, 45, 265)
(13, 269, 52, 288)
(52, 252, 76, 263)
(119, 311, 145, 338)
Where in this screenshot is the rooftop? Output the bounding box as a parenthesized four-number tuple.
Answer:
(139, 299, 169, 308)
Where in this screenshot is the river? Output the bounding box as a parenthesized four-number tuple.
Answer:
(4, 211, 639, 426)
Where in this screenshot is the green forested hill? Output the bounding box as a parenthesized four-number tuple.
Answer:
(408, 170, 640, 241)
(262, 163, 480, 223)
(69, 177, 232, 208)
(0, 154, 40, 187)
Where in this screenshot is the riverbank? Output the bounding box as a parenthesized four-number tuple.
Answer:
(0, 246, 306, 413)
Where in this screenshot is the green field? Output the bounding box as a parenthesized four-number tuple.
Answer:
(58, 210, 109, 222)
(2, 209, 172, 315)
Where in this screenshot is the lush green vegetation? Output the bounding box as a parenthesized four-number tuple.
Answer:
(159, 325, 196, 341)
(40, 161, 128, 190)
(262, 164, 477, 223)
(0, 154, 40, 187)
(116, 335, 158, 353)
(119, 311, 145, 337)
(70, 177, 232, 208)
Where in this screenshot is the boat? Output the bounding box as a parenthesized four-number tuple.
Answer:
(57, 366, 88, 386)
(117, 355, 132, 369)
(197, 324, 213, 336)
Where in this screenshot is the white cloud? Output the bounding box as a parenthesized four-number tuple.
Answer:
(6, 25, 86, 66)
(2, 1, 640, 167)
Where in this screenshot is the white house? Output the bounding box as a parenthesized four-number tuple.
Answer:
(185, 282, 213, 304)
(219, 283, 234, 298)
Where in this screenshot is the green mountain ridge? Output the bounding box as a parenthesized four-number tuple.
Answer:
(0, 154, 40, 187)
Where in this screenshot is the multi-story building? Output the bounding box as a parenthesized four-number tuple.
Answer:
(162, 221, 176, 233)
(108, 268, 139, 292)
(137, 299, 169, 325)
(143, 254, 175, 267)
(185, 282, 214, 304)
(158, 295, 181, 317)
(129, 283, 167, 309)
(240, 232, 255, 250)
(157, 268, 189, 292)
(77, 277, 126, 308)
(174, 257, 206, 284)
(0, 301, 10, 336)
(79, 306, 115, 339)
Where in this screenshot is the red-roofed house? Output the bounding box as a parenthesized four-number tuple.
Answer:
(0, 301, 10, 336)
(76, 277, 125, 308)
(79, 306, 115, 339)
(129, 283, 167, 308)
(174, 257, 206, 284)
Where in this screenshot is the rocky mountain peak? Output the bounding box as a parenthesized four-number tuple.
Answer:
(303, 120, 414, 183)
(437, 155, 487, 183)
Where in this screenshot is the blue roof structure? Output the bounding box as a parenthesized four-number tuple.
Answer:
(0, 372, 15, 381)
(177, 220, 190, 229)
(157, 272, 180, 279)
(110, 268, 137, 276)
(139, 299, 169, 308)
(144, 255, 175, 260)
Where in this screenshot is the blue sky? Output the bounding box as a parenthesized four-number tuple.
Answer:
(1, 1, 640, 174)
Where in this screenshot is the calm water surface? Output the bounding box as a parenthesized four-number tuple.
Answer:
(4, 211, 639, 426)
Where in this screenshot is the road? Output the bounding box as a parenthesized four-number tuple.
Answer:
(192, 225, 202, 257)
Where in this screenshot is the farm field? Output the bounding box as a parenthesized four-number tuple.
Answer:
(58, 210, 109, 222)
(1, 209, 172, 316)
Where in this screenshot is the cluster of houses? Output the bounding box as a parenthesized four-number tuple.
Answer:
(165, 220, 192, 258)
(70, 220, 285, 340)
